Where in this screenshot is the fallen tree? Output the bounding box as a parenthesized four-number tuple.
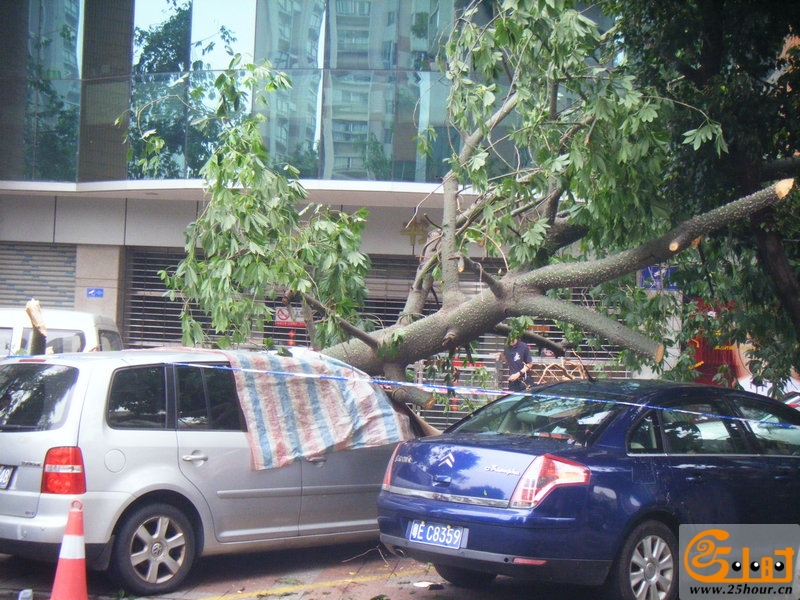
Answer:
(321, 179, 794, 406)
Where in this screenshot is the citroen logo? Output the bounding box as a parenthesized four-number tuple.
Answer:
(438, 451, 455, 468)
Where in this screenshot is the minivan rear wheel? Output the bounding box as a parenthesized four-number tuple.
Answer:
(109, 502, 196, 596)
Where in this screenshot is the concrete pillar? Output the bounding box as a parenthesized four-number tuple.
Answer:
(74, 245, 124, 333)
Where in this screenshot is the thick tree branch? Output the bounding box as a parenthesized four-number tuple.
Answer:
(755, 227, 800, 336)
(493, 322, 566, 357)
(759, 156, 800, 180)
(510, 295, 665, 362)
(464, 256, 504, 298)
(544, 218, 590, 253)
(519, 179, 795, 291)
(382, 362, 436, 410)
(440, 174, 464, 309)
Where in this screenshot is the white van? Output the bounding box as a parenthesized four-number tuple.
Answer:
(0, 308, 123, 355)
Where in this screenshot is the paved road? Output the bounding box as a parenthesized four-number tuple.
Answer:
(1, 542, 595, 600)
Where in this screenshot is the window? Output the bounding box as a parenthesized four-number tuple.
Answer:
(735, 398, 800, 456)
(22, 328, 85, 353)
(176, 366, 207, 429)
(107, 366, 167, 429)
(0, 364, 77, 430)
(0, 328, 12, 354)
(660, 399, 747, 454)
(628, 412, 662, 453)
(176, 364, 244, 431)
(336, 0, 371, 17)
(453, 392, 620, 447)
(99, 330, 124, 351)
(382, 41, 396, 68)
(339, 29, 370, 52)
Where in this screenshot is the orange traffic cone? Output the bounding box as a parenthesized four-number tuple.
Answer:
(51, 500, 88, 600)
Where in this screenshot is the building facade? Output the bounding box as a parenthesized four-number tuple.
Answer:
(0, 0, 625, 395)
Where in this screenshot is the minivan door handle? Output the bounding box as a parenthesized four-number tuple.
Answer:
(182, 451, 209, 464)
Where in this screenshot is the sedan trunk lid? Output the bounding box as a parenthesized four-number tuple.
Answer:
(388, 434, 580, 505)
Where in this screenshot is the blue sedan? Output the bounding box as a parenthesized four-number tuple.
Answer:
(377, 379, 800, 600)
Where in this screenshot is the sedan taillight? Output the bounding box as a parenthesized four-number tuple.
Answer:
(510, 454, 589, 509)
(42, 447, 86, 495)
(382, 444, 402, 490)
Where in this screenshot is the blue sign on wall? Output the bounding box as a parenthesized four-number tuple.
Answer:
(86, 288, 104, 298)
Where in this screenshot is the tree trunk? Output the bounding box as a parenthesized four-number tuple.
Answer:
(25, 299, 47, 355)
(755, 226, 800, 335)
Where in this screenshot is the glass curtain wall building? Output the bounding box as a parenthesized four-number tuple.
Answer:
(0, 0, 458, 185)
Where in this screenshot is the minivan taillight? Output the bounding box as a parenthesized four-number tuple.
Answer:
(510, 454, 589, 509)
(42, 447, 86, 495)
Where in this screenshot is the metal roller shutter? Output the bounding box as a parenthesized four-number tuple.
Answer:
(0, 242, 76, 308)
(124, 247, 314, 348)
(124, 248, 191, 348)
(123, 250, 429, 349)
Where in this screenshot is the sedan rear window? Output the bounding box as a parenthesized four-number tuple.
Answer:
(0, 363, 78, 430)
(452, 392, 621, 445)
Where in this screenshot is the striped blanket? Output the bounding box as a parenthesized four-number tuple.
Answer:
(224, 349, 415, 470)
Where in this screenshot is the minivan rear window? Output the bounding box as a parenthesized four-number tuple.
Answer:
(22, 328, 86, 353)
(0, 364, 78, 430)
(0, 328, 11, 355)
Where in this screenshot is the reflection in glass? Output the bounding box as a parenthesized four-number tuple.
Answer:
(0, 364, 78, 431)
(254, 0, 324, 69)
(128, 0, 255, 178)
(24, 0, 83, 181)
(1, 0, 483, 185)
(259, 70, 323, 178)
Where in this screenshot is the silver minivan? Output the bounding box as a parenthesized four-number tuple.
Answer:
(0, 348, 422, 595)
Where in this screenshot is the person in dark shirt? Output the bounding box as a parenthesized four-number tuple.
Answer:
(501, 336, 533, 391)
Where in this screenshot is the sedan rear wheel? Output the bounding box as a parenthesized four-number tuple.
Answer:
(109, 502, 196, 596)
(610, 520, 677, 600)
(434, 563, 497, 588)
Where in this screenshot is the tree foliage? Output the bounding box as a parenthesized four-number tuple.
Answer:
(149, 0, 798, 403)
(597, 0, 800, 392)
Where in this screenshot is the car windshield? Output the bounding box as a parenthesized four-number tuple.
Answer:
(0, 363, 78, 430)
(451, 391, 622, 446)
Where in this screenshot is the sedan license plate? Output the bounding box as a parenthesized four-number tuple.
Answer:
(0, 466, 13, 490)
(408, 520, 465, 549)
